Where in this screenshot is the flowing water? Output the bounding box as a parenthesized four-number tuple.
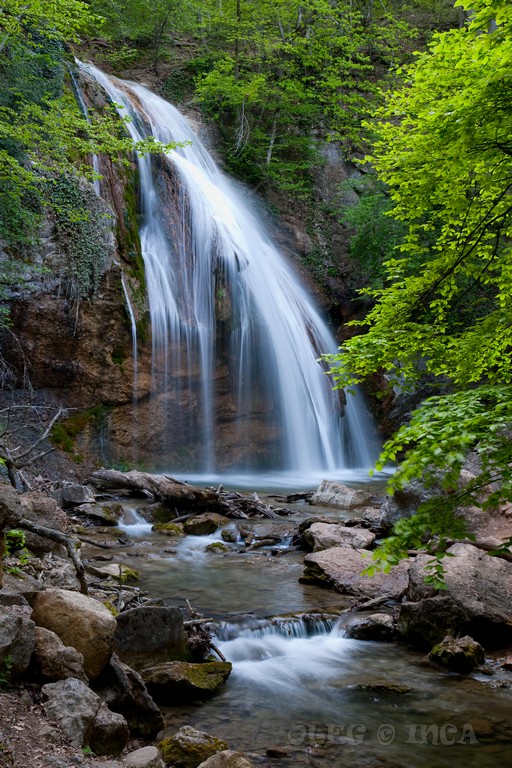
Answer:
(79, 61, 380, 478)
(111, 508, 512, 768)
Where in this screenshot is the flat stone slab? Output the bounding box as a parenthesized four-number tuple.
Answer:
(303, 547, 409, 599)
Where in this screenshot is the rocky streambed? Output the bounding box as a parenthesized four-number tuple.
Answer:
(1, 474, 512, 768)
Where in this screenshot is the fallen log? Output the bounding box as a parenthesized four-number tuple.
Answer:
(89, 468, 284, 520)
(90, 469, 221, 510)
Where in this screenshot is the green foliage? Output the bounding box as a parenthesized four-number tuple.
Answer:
(325, 0, 512, 570)
(4, 528, 31, 576)
(339, 177, 407, 289)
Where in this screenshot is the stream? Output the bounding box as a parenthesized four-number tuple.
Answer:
(110, 489, 512, 768)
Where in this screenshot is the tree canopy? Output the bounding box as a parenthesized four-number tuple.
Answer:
(325, 0, 512, 574)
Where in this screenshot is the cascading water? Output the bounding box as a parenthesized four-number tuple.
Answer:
(79, 62, 379, 478)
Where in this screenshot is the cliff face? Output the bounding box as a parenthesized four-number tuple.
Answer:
(2, 68, 365, 478)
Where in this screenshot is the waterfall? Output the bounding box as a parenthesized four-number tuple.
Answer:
(79, 62, 379, 477)
(120, 272, 138, 397)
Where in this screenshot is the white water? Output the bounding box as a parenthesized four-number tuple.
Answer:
(79, 61, 380, 477)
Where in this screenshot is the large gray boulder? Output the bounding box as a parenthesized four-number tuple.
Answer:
(310, 481, 373, 510)
(183, 514, 228, 536)
(141, 661, 232, 704)
(42, 678, 129, 755)
(114, 606, 189, 670)
(302, 547, 409, 600)
(32, 626, 88, 683)
(93, 653, 164, 737)
(0, 611, 35, 676)
(401, 543, 512, 648)
(42, 677, 101, 747)
(302, 523, 375, 552)
(32, 588, 116, 678)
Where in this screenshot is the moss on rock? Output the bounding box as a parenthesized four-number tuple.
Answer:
(158, 726, 228, 768)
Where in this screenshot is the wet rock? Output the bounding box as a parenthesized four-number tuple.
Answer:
(0, 612, 35, 676)
(114, 605, 189, 670)
(310, 481, 373, 510)
(158, 726, 228, 768)
(405, 543, 512, 648)
(32, 588, 116, 678)
(141, 661, 232, 703)
(58, 485, 96, 509)
(343, 613, 396, 641)
(198, 752, 255, 767)
(151, 523, 184, 537)
(74, 503, 124, 526)
(220, 529, 238, 544)
(183, 514, 229, 536)
(88, 701, 130, 756)
(428, 635, 485, 674)
(122, 746, 165, 768)
(32, 626, 88, 683)
(302, 523, 375, 552)
(93, 653, 164, 737)
(42, 677, 101, 747)
(297, 516, 331, 536)
(302, 548, 409, 600)
(205, 542, 230, 553)
(396, 595, 470, 649)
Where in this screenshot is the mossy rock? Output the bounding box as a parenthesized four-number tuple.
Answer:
(158, 726, 228, 768)
(183, 514, 229, 536)
(220, 529, 238, 543)
(205, 542, 230, 553)
(429, 635, 485, 674)
(152, 523, 184, 537)
(142, 661, 232, 704)
(86, 563, 140, 584)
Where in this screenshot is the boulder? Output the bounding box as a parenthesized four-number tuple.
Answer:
(302, 523, 375, 552)
(1, 570, 42, 605)
(114, 606, 189, 670)
(310, 481, 373, 510)
(428, 635, 485, 674)
(122, 747, 165, 768)
(17, 491, 68, 555)
(42, 677, 101, 747)
(379, 481, 434, 533)
(220, 529, 238, 544)
(88, 701, 130, 756)
(343, 613, 396, 642)
(152, 523, 184, 537)
(0, 612, 35, 676)
(32, 588, 116, 678)
(74, 503, 124, 526)
(158, 726, 228, 768)
(302, 548, 409, 600)
(405, 543, 512, 647)
(141, 661, 232, 703)
(183, 514, 229, 536)
(58, 485, 96, 508)
(32, 626, 88, 683)
(93, 653, 164, 737)
(197, 752, 255, 768)
(40, 561, 81, 591)
(396, 595, 471, 649)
